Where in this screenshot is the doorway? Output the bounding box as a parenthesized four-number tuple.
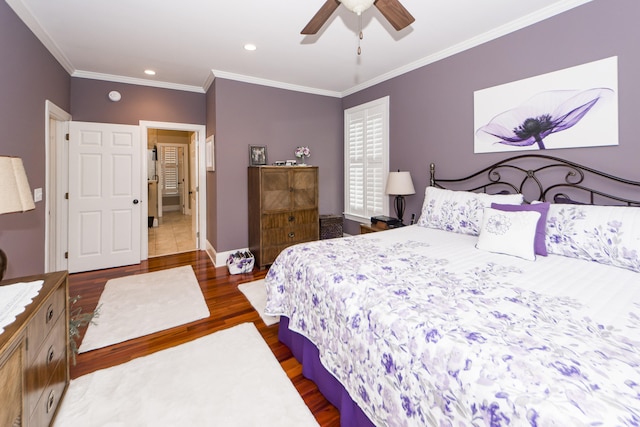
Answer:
(45, 115, 207, 271)
(147, 130, 196, 257)
(140, 121, 207, 261)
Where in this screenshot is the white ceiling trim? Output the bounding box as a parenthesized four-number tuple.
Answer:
(71, 70, 205, 94)
(6, 0, 74, 75)
(210, 70, 342, 98)
(341, 0, 594, 97)
(7, 0, 593, 98)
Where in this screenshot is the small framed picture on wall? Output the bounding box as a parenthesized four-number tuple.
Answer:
(206, 135, 215, 171)
(249, 145, 267, 166)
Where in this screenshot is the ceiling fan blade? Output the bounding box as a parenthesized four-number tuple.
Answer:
(374, 0, 415, 31)
(301, 0, 341, 35)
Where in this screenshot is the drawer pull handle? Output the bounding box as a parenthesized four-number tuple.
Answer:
(288, 216, 295, 222)
(46, 390, 56, 413)
(47, 345, 55, 365)
(46, 304, 54, 324)
(288, 232, 295, 238)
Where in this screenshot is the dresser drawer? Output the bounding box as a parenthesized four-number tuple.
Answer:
(25, 313, 66, 420)
(26, 284, 65, 366)
(28, 358, 67, 427)
(0, 341, 23, 427)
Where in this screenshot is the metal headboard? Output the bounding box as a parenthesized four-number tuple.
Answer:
(429, 154, 640, 206)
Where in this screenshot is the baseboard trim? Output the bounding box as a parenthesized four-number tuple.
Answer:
(205, 240, 250, 268)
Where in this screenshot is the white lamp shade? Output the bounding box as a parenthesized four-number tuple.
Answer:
(385, 171, 415, 196)
(0, 156, 36, 214)
(340, 0, 375, 14)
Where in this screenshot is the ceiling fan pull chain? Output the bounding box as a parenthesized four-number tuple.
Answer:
(357, 14, 363, 55)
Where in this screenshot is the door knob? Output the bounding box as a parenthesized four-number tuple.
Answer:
(133, 199, 139, 204)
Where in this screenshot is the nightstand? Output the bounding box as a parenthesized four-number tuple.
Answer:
(360, 223, 387, 234)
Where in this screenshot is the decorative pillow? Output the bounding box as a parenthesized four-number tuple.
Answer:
(545, 204, 640, 272)
(417, 187, 523, 236)
(491, 202, 550, 256)
(476, 208, 541, 261)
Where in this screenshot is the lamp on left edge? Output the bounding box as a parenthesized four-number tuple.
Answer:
(0, 156, 36, 282)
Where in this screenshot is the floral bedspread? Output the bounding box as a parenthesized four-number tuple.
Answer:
(264, 229, 640, 426)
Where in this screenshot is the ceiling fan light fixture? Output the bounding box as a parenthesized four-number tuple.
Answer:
(340, 0, 375, 15)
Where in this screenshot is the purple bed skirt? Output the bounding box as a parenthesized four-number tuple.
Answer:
(279, 317, 375, 427)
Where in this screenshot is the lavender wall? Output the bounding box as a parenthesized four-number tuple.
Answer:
(0, 1, 70, 279)
(211, 79, 343, 251)
(206, 81, 218, 249)
(70, 78, 205, 125)
(342, 0, 640, 235)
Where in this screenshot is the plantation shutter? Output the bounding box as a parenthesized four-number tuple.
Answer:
(161, 146, 179, 196)
(344, 97, 389, 222)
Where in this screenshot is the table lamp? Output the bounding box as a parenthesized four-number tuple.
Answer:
(385, 170, 415, 224)
(0, 156, 36, 281)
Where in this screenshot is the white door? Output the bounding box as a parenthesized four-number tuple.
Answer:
(189, 132, 197, 236)
(68, 122, 141, 273)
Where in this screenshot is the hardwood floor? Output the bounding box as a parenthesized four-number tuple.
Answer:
(69, 250, 340, 426)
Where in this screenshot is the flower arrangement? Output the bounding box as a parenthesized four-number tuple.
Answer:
(295, 146, 310, 165)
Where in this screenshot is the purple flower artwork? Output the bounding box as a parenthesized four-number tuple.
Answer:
(473, 56, 619, 153)
(476, 88, 613, 150)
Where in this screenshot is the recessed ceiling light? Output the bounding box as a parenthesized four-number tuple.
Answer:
(144, 69, 156, 76)
(244, 44, 257, 51)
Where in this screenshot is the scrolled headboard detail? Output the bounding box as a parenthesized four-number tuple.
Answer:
(430, 154, 640, 206)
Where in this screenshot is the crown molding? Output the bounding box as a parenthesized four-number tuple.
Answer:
(5, 0, 75, 75)
(71, 71, 206, 93)
(210, 70, 342, 98)
(341, 0, 594, 97)
(8, 0, 592, 98)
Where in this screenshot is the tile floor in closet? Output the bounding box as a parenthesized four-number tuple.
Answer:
(148, 211, 196, 257)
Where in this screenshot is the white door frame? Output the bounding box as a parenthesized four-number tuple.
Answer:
(139, 121, 206, 260)
(44, 100, 71, 273)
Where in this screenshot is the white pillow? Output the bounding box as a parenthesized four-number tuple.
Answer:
(417, 187, 524, 236)
(476, 208, 541, 261)
(545, 204, 640, 272)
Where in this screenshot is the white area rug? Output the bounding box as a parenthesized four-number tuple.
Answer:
(238, 279, 280, 326)
(79, 266, 210, 353)
(55, 323, 319, 427)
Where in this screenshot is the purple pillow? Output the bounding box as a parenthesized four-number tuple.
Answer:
(490, 202, 550, 256)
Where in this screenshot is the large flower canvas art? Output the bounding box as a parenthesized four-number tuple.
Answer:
(474, 56, 618, 153)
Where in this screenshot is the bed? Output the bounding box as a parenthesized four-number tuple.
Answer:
(264, 154, 640, 426)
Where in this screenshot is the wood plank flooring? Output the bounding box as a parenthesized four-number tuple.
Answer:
(69, 250, 340, 426)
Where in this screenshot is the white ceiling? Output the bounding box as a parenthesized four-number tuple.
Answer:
(7, 0, 591, 97)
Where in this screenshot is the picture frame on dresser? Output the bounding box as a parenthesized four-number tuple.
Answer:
(249, 145, 267, 166)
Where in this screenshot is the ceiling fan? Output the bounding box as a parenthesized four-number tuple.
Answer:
(301, 0, 415, 35)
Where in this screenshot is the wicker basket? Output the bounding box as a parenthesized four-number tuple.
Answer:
(319, 214, 343, 239)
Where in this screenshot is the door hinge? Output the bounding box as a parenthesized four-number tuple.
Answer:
(65, 133, 69, 141)
(196, 232, 200, 238)
(65, 192, 69, 200)
(64, 252, 68, 259)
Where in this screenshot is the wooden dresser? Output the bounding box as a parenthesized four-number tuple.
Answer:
(0, 271, 69, 427)
(248, 166, 319, 268)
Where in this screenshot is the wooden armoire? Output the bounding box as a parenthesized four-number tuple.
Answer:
(248, 166, 319, 268)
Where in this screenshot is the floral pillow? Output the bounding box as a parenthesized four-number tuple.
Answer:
(545, 204, 640, 272)
(492, 202, 550, 256)
(476, 207, 541, 261)
(417, 186, 523, 236)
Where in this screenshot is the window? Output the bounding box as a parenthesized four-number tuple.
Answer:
(344, 96, 389, 222)
(160, 146, 179, 196)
